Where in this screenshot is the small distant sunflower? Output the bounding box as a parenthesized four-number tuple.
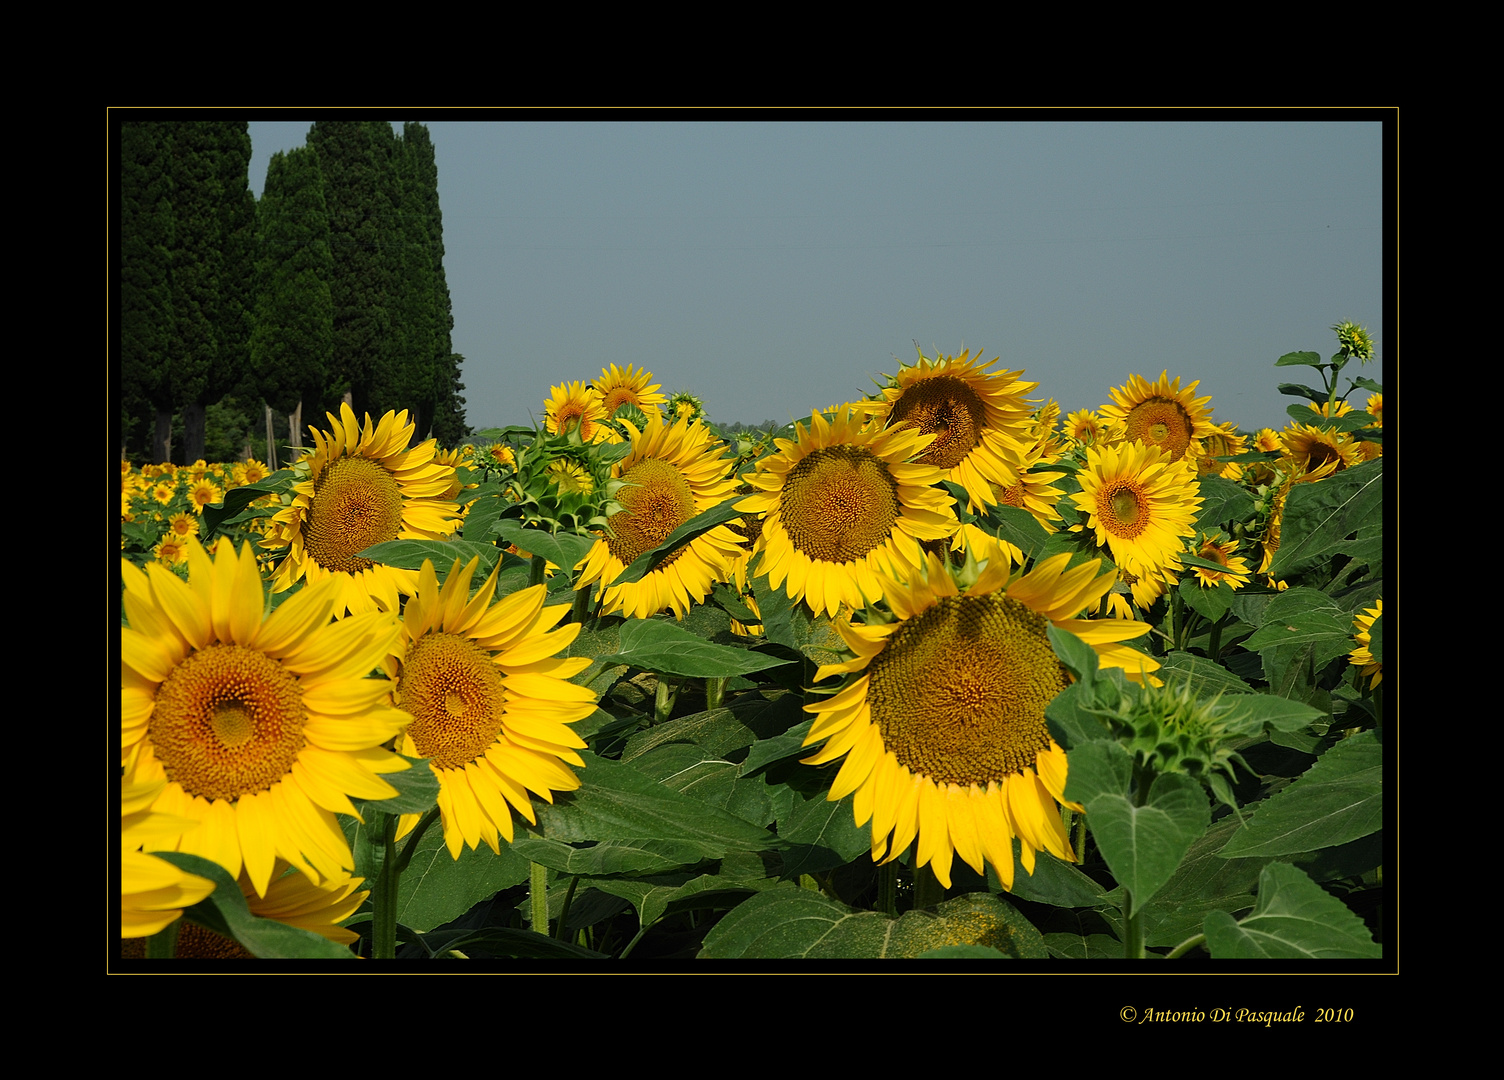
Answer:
(1255, 428, 1281, 453)
(1100, 371, 1217, 462)
(267, 404, 461, 616)
(871, 349, 1039, 512)
(1349, 599, 1382, 688)
(737, 407, 959, 618)
(1072, 441, 1203, 580)
(545, 381, 615, 443)
(167, 511, 199, 539)
(388, 558, 596, 858)
(1188, 530, 1251, 590)
(575, 414, 745, 620)
(234, 459, 271, 487)
(1333, 320, 1376, 361)
(1197, 422, 1249, 479)
(594, 363, 666, 418)
(154, 535, 191, 567)
(803, 544, 1158, 890)
(485, 443, 516, 469)
(1280, 423, 1362, 478)
(121, 537, 411, 897)
(152, 482, 177, 507)
(1064, 409, 1106, 446)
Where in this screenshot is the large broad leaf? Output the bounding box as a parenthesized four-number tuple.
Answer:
(493, 519, 597, 573)
(1155, 651, 1254, 697)
(1275, 350, 1325, 368)
(379, 820, 531, 934)
(698, 887, 1047, 958)
(989, 505, 1054, 564)
(1203, 861, 1379, 958)
(1194, 475, 1255, 533)
(157, 853, 358, 958)
(1218, 730, 1381, 857)
(1132, 817, 1265, 949)
(777, 792, 872, 877)
(358, 539, 503, 575)
(510, 836, 709, 876)
(611, 497, 746, 585)
(583, 869, 784, 930)
(1065, 742, 1210, 918)
(1265, 458, 1382, 580)
(596, 619, 793, 678)
(529, 751, 786, 858)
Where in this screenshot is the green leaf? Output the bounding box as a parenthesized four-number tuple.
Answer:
(380, 820, 531, 934)
(698, 888, 1046, 958)
(989, 505, 1054, 564)
(199, 475, 292, 538)
(611, 497, 745, 585)
(777, 792, 872, 876)
(596, 619, 793, 678)
(1203, 862, 1379, 958)
(1277, 382, 1329, 404)
(157, 853, 358, 958)
(1066, 745, 1210, 917)
(493, 519, 597, 573)
(1218, 730, 1381, 857)
(510, 836, 708, 876)
(1275, 350, 1325, 368)
(349, 756, 440, 817)
(1243, 587, 1352, 651)
(1193, 476, 1255, 533)
(1179, 575, 1234, 622)
(1265, 458, 1382, 580)
(357, 539, 502, 575)
(1133, 816, 1264, 949)
(1155, 651, 1253, 697)
(582, 870, 781, 930)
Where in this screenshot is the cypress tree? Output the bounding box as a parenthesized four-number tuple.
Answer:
(251, 146, 334, 455)
(395, 125, 437, 441)
(120, 121, 177, 462)
(403, 122, 467, 444)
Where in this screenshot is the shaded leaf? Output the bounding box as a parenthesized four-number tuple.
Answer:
(1265, 458, 1382, 580)
(597, 619, 793, 678)
(1218, 730, 1381, 857)
(1203, 862, 1379, 958)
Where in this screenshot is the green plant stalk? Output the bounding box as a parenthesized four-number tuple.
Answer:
(530, 861, 550, 935)
(146, 919, 181, 959)
(371, 811, 400, 959)
(706, 675, 727, 711)
(1123, 902, 1147, 959)
(912, 862, 945, 910)
(654, 677, 677, 724)
(394, 806, 441, 876)
(1208, 613, 1226, 660)
(875, 860, 897, 916)
(527, 554, 548, 588)
(553, 875, 580, 940)
(1165, 933, 1205, 959)
(571, 584, 592, 625)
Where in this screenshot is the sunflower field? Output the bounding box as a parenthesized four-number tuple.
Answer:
(119, 326, 1385, 962)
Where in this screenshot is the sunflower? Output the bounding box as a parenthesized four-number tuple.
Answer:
(1196, 422, 1249, 479)
(1100, 371, 1217, 462)
(575, 414, 746, 620)
(871, 349, 1038, 512)
(234, 459, 271, 487)
(545, 381, 615, 443)
(189, 478, 222, 514)
(802, 543, 1159, 890)
(388, 558, 595, 858)
(1064, 409, 1106, 446)
(666, 390, 706, 424)
(266, 404, 461, 616)
(991, 438, 1068, 531)
(1188, 530, 1251, 590)
(594, 363, 667, 418)
(154, 535, 191, 567)
(1349, 599, 1382, 688)
(1280, 422, 1362, 478)
(1072, 441, 1203, 581)
(167, 511, 199, 539)
(546, 458, 595, 496)
(736, 407, 959, 618)
(122, 537, 412, 898)
(152, 482, 177, 507)
(121, 777, 216, 939)
(1365, 393, 1383, 427)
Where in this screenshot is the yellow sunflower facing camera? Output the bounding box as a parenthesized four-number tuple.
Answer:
(388, 557, 596, 858)
(121, 537, 412, 898)
(267, 404, 461, 616)
(1100, 371, 1217, 462)
(594, 363, 667, 419)
(872, 349, 1039, 512)
(575, 413, 746, 621)
(737, 406, 959, 619)
(802, 542, 1159, 891)
(1072, 440, 1203, 583)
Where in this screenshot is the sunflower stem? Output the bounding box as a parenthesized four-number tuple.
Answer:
(394, 806, 441, 876)
(528, 553, 548, 588)
(1165, 932, 1206, 959)
(706, 675, 727, 711)
(553, 875, 580, 940)
(1123, 903, 1147, 959)
(1208, 614, 1226, 660)
(912, 862, 946, 910)
(146, 919, 181, 959)
(571, 584, 592, 625)
(372, 811, 400, 960)
(654, 677, 677, 724)
(875, 860, 898, 916)
(530, 861, 550, 935)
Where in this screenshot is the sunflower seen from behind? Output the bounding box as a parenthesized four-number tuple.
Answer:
(575, 413, 746, 620)
(121, 537, 412, 898)
(872, 349, 1038, 512)
(1100, 371, 1216, 462)
(802, 542, 1159, 890)
(737, 406, 959, 619)
(388, 557, 596, 858)
(267, 404, 461, 616)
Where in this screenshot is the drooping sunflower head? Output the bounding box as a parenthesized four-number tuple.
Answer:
(1197, 421, 1249, 478)
(266, 404, 461, 616)
(802, 544, 1158, 890)
(735, 406, 959, 618)
(594, 363, 667, 418)
(545, 381, 615, 443)
(575, 414, 745, 621)
(1072, 440, 1203, 580)
(873, 349, 1039, 511)
(1279, 422, 1362, 478)
(1100, 371, 1216, 462)
(1188, 530, 1251, 590)
(121, 537, 412, 897)
(389, 557, 596, 858)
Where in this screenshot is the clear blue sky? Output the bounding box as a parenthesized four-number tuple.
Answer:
(248, 119, 1385, 435)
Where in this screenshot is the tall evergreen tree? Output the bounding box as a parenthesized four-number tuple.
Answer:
(403, 122, 466, 444)
(308, 121, 401, 418)
(120, 121, 177, 462)
(395, 125, 437, 441)
(251, 147, 334, 446)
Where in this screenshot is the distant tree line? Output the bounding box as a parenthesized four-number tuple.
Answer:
(120, 120, 467, 465)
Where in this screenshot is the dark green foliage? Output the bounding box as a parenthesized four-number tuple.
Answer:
(251, 146, 333, 417)
(120, 122, 176, 460)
